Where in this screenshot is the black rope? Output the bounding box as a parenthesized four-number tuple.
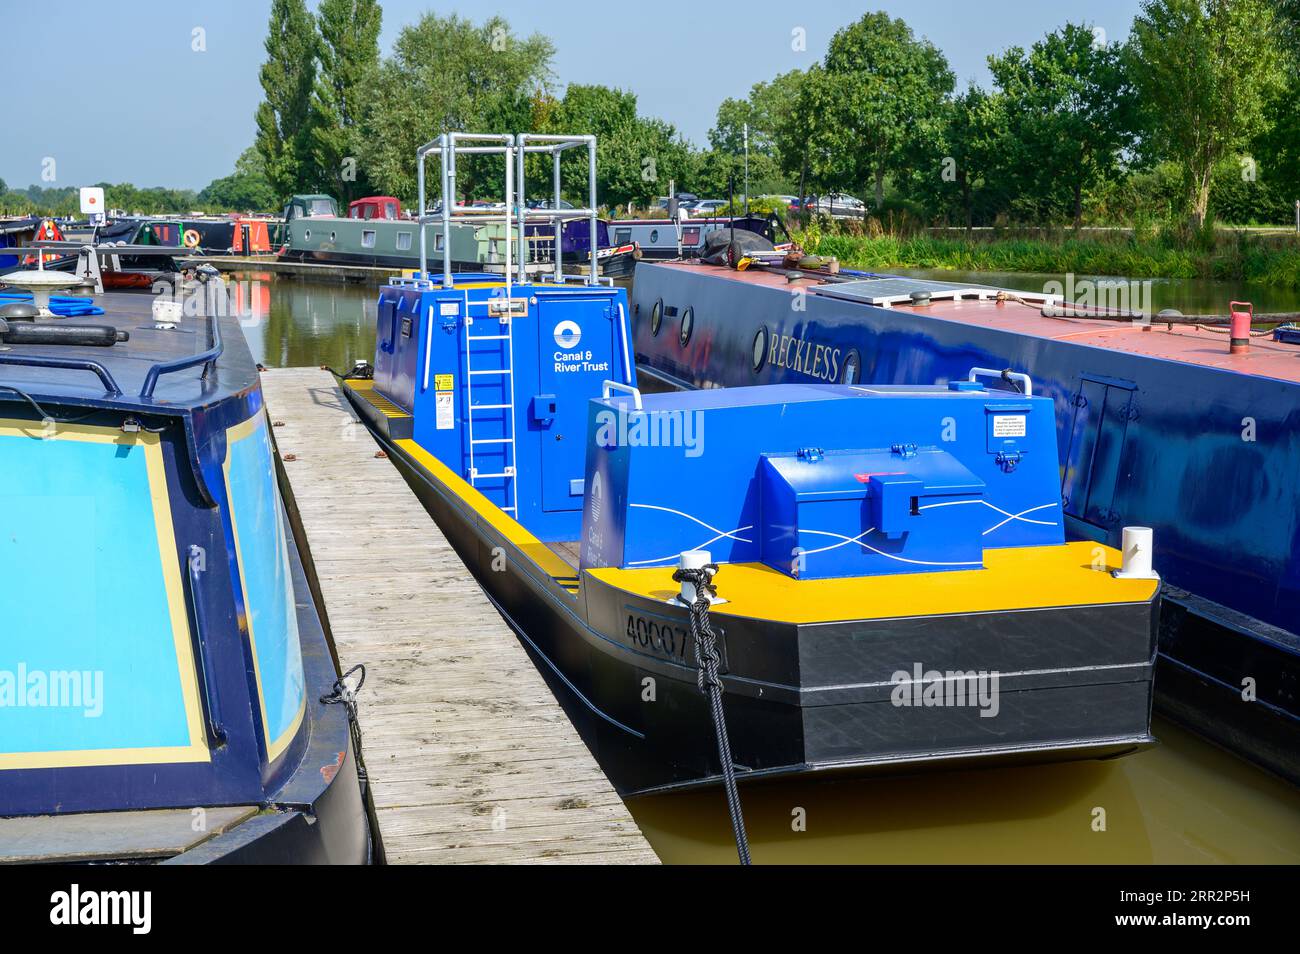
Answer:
(321, 664, 370, 794)
(672, 563, 752, 865)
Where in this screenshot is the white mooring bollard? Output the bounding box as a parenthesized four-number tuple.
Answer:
(1113, 527, 1159, 580)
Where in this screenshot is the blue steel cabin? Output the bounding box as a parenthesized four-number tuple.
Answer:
(579, 381, 1064, 579)
(372, 273, 635, 542)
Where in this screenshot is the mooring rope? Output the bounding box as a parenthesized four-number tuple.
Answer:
(321, 664, 370, 795)
(671, 563, 752, 866)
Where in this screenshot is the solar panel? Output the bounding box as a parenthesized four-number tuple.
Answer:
(812, 277, 1061, 307)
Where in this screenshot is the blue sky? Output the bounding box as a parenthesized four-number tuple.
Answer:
(3, 0, 1144, 191)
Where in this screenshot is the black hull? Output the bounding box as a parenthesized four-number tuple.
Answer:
(166, 496, 372, 864)
(346, 386, 1158, 797)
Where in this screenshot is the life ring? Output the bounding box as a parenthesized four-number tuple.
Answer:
(183, 229, 201, 249)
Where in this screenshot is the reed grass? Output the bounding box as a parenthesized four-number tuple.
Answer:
(798, 231, 1300, 287)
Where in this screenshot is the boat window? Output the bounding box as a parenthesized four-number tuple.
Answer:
(752, 327, 769, 371)
(329, 231, 337, 242)
(308, 198, 335, 217)
(396, 231, 412, 250)
(0, 420, 207, 769)
(361, 230, 376, 249)
(223, 414, 307, 762)
(304, 229, 311, 241)
(649, 229, 660, 244)
(679, 307, 694, 347)
(615, 228, 632, 244)
(650, 298, 663, 336)
(385, 202, 397, 219)
(841, 348, 862, 384)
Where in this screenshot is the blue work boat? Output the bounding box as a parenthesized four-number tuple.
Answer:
(629, 259, 1300, 785)
(342, 134, 1160, 796)
(0, 261, 369, 862)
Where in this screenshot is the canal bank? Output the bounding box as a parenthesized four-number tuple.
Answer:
(244, 270, 1298, 864)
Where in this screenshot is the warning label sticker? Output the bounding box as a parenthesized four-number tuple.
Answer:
(992, 414, 1027, 438)
(435, 392, 454, 430)
(434, 373, 453, 391)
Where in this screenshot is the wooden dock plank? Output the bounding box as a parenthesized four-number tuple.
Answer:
(259, 368, 657, 865)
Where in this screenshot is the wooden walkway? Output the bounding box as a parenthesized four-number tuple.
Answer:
(260, 368, 658, 864)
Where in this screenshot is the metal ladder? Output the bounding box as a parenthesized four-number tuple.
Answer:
(464, 292, 518, 514)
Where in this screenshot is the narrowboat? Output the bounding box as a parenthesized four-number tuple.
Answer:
(0, 217, 64, 271)
(340, 133, 1160, 796)
(278, 186, 636, 277)
(629, 259, 1300, 784)
(0, 268, 370, 863)
(608, 214, 780, 261)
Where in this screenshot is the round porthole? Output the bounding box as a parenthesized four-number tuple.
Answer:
(650, 298, 663, 336)
(304, 229, 311, 240)
(752, 326, 769, 372)
(679, 307, 694, 348)
(841, 348, 862, 384)
(650, 228, 660, 243)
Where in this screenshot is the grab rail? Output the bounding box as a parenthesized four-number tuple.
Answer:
(968, 366, 1033, 397)
(140, 311, 223, 399)
(602, 379, 643, 410)
(0, 353, 122, 394)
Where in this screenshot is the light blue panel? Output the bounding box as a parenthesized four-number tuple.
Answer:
(0, 433, 191, 754)
(226, 417, 305, 750)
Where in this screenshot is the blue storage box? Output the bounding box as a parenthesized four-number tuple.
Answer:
(759, 447, 986, 579)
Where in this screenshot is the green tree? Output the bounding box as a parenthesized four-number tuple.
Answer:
(1130, 0, 1286, 228)
(989, 24, 1138, 228)
(199, 147, 279, 211)
(914, 85, 1011, 228)
(311, 0, 382, 204)
(357, 14, 553, 203)
(255, 0, 319, 202)
(816, 12, 954, 209)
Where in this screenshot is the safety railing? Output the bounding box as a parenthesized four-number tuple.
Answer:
(515, 134, 599, 285)
(414, 131, 602, 289)
(416, 133, 515, 292)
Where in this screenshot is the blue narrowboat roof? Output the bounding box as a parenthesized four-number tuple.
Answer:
(0, 289, 259, 413)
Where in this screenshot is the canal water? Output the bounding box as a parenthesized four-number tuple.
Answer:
(241, 271, 1300, 865)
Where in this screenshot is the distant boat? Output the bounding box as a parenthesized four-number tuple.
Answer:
(608, 214, 781, 261)
(278, 193, 637, 277)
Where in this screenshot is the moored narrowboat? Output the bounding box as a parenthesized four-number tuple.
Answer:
(628, 259, 1300, 784)
(341, 133, 1160, 796)
(0, 273, 370, 863)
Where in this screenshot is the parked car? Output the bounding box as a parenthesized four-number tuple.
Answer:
(812, 193, 866, 217)
(689, 199, 729, 217)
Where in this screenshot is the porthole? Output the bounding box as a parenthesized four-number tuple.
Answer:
(679, 307, 694, 348)
(650, 228, 660, 243)
(650, 298, 663, 336)
(841, 348, 862, 384)
(752, 326, 769, 372)
(304, 229, 311, 240)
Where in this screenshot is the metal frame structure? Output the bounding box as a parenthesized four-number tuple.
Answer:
(414, 132, 602, 289)
(514, 134, 599, 285)
(416, 133, 515, 290)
